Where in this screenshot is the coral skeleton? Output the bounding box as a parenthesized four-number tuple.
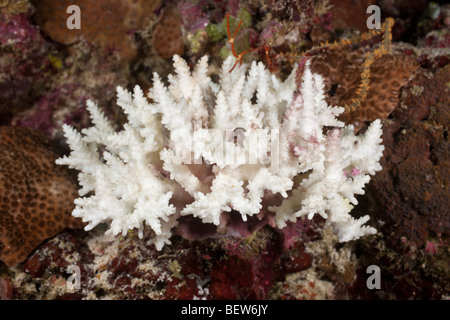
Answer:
(56, 55, 384, 249)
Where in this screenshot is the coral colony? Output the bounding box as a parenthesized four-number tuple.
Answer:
(56, 54, 385, 250)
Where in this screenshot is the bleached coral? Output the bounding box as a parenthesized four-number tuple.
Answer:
(56, 55, 384, 249)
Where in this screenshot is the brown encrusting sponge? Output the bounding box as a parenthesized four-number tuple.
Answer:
(0, 126, 84, 267)
(311, 50, 419, 131)
(31, 0, 162, 59)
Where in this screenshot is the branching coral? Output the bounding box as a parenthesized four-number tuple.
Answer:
(56, 55, 384, 250)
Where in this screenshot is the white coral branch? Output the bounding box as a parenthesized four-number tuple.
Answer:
(57, 54, 384, 249)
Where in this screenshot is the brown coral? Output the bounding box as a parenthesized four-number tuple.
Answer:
(329, 0, 377, 33)
(393, 66, 450, 124)
(31, 0, 162, 59)
(152, 5, 185, 59)
(311, 50, 419, 131)
(367, 65, 449, 247)
(0, 126, 84, 267)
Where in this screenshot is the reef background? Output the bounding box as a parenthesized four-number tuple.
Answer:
(0, 0, 449, 300)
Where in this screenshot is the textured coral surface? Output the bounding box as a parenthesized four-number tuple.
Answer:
(369, 65, 449, 247)
(0, 127, 84, 266)
(311, 50, 419, 131)
(31, 0, 162, 59)
(152, 5, 185, 59)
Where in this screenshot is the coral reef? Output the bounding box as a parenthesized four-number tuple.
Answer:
(1, 3, 130, 139)
(11, 41, 128, 139)
(0, 127, 84, 267)
(1, 215, 342, 300)
(0, 0, 448, 302)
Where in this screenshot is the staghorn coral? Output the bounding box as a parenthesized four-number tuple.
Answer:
(56, 55, 384, 251)
(0, 126, 84, 267)
(31, 0, 162, 59)
(311, 50, 419, 131)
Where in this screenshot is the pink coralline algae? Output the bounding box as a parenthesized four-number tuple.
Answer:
(425, 241, 437, 255)
(14, 84, 79, 137)
(0, 12, 37, 45)
(0, 11, 54, 124)
(178, 0, 210, 32)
